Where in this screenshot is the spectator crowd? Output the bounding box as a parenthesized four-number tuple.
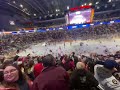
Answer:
(0, 50, 120, 90)
(1, 22, 120, 55)
(1, 11, 120, 90)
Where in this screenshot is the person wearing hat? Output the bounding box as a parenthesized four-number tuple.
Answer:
(32, 54, 70, 90)
(94, 60, 120, 90)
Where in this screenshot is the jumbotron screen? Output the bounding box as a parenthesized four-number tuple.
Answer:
(66, 8, 94, 24)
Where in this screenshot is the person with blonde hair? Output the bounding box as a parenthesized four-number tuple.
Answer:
(76, 62, 85, 69)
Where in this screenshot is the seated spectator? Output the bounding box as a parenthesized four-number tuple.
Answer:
(32, 54, 70, 90)
(94, 60, 120, 90)
(70, 62, 99, 90)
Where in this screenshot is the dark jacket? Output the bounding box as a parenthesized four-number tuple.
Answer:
(72, 55, 78, 66)
(32, 66, 70, 90)
(70, 69, 99, 90)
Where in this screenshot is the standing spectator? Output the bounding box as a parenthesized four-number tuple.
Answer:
(70, 62, 99, 90)
(32, 54, 70, 90)
(71, 52, 78, 66)
(94, 60, 120, 90)
(26, 60, 35, 81)
(33, 57, 44, 78)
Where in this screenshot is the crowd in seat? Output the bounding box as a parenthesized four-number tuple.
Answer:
(1, 21, 120, 55)
(94, 11, 120, 21)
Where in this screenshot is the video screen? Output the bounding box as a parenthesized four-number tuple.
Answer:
(66, 9, 94, 24)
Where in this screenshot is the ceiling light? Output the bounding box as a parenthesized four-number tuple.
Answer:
(50, 14, 53, 17)
(67, 6, 69, 10)
(20, 4, 23, 8)
(13, 1, 16, 4)
(34, 14, 36, 16)
(89, 3, 92, 5)
(108, 0, 111, 2)
(96, 2, 99, 4)
(56, 14, 58, 16)
(97, 6, 100, 9)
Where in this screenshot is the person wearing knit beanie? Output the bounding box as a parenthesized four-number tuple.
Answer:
(104, 60, 119, 70)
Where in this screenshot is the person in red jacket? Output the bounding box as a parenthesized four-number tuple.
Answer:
(32, 54, 70, 90)
(33, 57, 44, 78)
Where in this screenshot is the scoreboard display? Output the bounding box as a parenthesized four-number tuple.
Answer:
(66, 5, 94, 25)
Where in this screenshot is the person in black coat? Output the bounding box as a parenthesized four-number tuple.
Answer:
(70, 62, 99, 90)
(71, 52, 78, 66)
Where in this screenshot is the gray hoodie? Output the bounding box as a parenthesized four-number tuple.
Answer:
(94, 65, 120, 90)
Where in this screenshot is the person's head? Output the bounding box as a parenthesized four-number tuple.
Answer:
(76, 62, 85, 69)
(72, 52, 75, 56)
(42, 54, 56, 67)
(109, 56, 115, 61)
(3, 61, 23, 83)
(104, 60, 119, 73)
(13, 55, 19, 61)
(37, 57, 42, 63)
(86, 61, 95, 74)
(98, 55, 104, 60)
(28, 60, 34, 67)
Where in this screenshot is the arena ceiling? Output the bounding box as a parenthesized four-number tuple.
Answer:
(0, 0, 120, 20)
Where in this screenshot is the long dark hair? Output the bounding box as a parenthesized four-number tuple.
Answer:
(3, 61, 30, 90)
(3, 61, 26, 83)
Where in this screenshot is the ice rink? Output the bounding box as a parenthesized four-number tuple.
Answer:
(18, 35, 120, 57)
